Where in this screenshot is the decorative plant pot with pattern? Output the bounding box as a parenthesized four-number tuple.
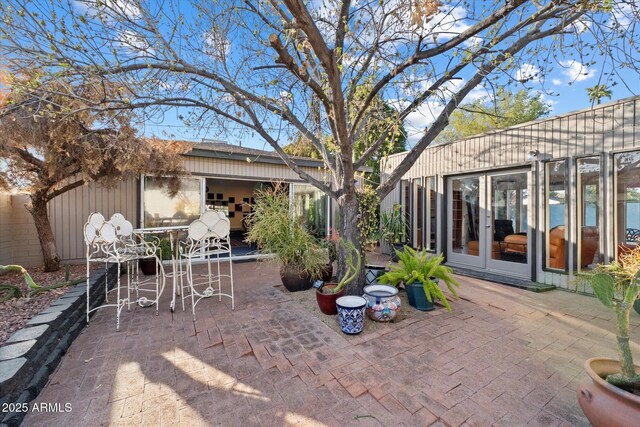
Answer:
(336, 296, 367, 334)
(364, 264, 387, 286)
(363, 284, 400, 322)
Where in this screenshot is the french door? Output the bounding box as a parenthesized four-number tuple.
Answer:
(447, 170, 530, 278)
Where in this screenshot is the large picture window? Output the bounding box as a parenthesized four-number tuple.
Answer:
(143, 177, 202, 227)
(615, 151, 640, 260)
(545, 161, 567, 271)
(576, 157, 601, 271)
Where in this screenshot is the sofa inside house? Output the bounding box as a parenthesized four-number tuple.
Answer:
(547, 225, 599, 270)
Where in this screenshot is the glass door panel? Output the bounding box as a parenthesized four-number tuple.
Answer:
(486, 172, 530, 277)
(447, 175, 484, 268)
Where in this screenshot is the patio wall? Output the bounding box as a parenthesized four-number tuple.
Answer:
(0, 194, 42, 268)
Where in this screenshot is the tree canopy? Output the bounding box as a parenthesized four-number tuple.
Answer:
(1, 0, 638, 286)
(0, 72, 190, 270)
(437, 89, 551, 143)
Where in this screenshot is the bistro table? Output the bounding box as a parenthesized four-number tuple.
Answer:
(134, 225, 189, 312)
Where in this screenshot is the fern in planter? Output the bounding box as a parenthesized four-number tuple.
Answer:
(378, 247, 459, 311)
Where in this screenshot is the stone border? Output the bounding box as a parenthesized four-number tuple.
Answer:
(0, 264, 119, 427)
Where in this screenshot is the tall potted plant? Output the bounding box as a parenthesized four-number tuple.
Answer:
(577, 246, 640, 426)
(380, 203, 408, 262)
(378, 247, 459, 311)
(245, 183, 325, 292)
(316, 239, 361, 315)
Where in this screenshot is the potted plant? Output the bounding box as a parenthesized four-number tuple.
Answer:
(140, 237, 172, 275)
(245, 183, 325, 292)
(318, 237, 338, 282)
(576, 246, 640, 426)
(378, 247, 459, 311)
(316, 239, 361, 315)
(380, 204, 408, 262)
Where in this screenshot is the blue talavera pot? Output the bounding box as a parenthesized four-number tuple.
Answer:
(336, 296, 367, 334)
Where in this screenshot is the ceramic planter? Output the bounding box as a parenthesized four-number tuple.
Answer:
(364, 264, 387, 286)
(280, 264, 312, 292)
(405, 280, 436, 311)
(336, 296, 367, 334)
(577, 357, 640, 427)
(363, 284, 401, 322)
(315, 284, 344, 315)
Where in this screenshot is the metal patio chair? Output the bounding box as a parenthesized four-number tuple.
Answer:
(180, 213, 234, 320)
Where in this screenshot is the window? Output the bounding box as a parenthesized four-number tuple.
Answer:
(545, 161, 567, 271)
(143, 177, 202, 227)
(451, 177, 480, 255)
(292, 183, 328, 238)
(401, 180, 411, 244)
(412, 178, 424, 248)
(426, 176, 437, 251)
(576, 157, 601, 271)
(614, 151, 640, 260)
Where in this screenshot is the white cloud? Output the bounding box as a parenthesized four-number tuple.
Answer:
(559, 60, 596, 82)
(552, 78, 563, 86)
(74, 0, 141, 21)
(117, 30, 154, 56)
(515, 63, 541, 83)
(421, 6, 471, 43)
(203, 31, 231, 62)
(612, 2, 639, 30)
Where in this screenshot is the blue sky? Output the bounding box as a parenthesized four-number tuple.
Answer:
(6, 1, 637, 152)
(128, 0, 639, 151)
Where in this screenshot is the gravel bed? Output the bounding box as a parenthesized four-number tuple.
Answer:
(0, 264, 94, 346)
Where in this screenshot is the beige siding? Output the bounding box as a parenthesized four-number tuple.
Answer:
(48, 180, 138, 262)
(0, 194, 42, 267)
(0, 193, 13, 265)
(183, 156, 329, 183)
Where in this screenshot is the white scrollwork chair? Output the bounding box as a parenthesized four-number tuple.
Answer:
(180, 213, 234, 320)
(84, 213, 163, 331)
(109, 213, 165, 314)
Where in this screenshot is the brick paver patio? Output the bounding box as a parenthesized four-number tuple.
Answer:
(21, 259, 640, 426)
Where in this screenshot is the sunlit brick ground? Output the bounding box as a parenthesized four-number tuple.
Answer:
(21, 257, 640, 426)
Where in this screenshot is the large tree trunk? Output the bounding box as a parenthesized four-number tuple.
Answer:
(26, 193, 60, 272)
(337, 190, 366, 295)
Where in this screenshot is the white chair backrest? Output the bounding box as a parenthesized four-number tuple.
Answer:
(109, 213, 134, 237)
(187, 217, 231, 241)
(84, 213, 117, 245)
(200, 210, 226, 225)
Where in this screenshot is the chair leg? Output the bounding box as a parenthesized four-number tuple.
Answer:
(188, 259, 197, 321)
(86, 260, 90, 324)
(228, 251, 234, 310)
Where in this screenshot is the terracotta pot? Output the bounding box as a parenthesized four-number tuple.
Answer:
(280, 264, 313, 292)
(577, 357, 640, 427)
(315, 284, 344, 315)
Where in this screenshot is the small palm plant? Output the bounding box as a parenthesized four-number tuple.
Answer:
(583, 246, 640, 390)
(378, 247, 459, 311)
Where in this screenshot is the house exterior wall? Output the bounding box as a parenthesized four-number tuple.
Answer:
(0, 151, 333, 266)
(381, 96, 640, 291)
